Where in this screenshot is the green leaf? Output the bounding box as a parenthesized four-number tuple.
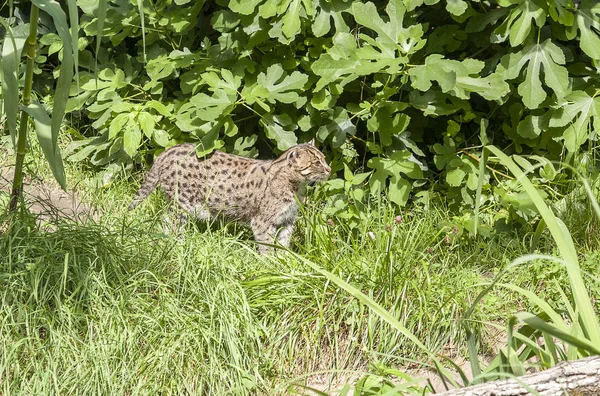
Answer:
(123, 124, 142, 157)
(138, 112, 156, 139)
(433, 136, 458, 169)
(368, 151, 423, 206)
(312, 33, 403, 91)
(352, 0, 425, 55)
(22, 102, 66, 189)
(316, 107, 356, 148)
(446, 168, 466, 187)
(367, 105, 410, 147)
(202, 69, 242, 95)
(153, 129, 171, 147)
(517, 114, 545, 139)
(1, 22, 28, 146)
(498, 39, 569, 109)
(495, 0, 546, 46)
(572, 0, 600, 59)
(547, 0, 575, 26)
(549, 91, 600, 152)
(189, 88, 236, 122)
(109, 113, 131, 140)
(446, 0, 468, 16)
(260, 114, 298, 150)
(245, 64, 308, 105)
(281, 0, 301, 41)
(409, 55, 509, 101)
(229, 0, 263, 15)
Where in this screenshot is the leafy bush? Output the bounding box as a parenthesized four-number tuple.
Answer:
(5, 0, 600, 226)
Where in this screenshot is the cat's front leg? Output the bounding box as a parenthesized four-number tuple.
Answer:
(250, 217, 276, 254)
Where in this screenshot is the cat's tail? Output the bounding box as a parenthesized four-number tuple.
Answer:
(128, 167, 160, 210)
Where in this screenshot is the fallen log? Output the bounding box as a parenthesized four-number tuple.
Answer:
(436, 355, 600, 395)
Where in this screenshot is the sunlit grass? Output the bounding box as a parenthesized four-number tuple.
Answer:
(1, 141, 600, 394)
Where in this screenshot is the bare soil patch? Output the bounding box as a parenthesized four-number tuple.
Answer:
(0, 161, 96, 224)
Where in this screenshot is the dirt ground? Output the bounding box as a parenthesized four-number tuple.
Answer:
(0, 154, 94, 224)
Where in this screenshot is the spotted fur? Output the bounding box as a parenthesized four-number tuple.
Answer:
(129, 141, 331, 253)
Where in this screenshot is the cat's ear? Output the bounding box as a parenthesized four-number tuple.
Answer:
(286, 149, 297, 160)
(308, 138, 316, 146)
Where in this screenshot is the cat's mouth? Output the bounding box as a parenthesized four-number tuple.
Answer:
(308, 181, 317, 187)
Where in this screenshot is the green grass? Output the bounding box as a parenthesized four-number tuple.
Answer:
(2, 143, 600, 394)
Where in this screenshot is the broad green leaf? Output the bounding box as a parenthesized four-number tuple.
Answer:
(368, 151, 423, 206)
(22, 102, 66, 189)
(32, 0, 74, 154)
(366, 105, 410, 147)
(146, 55, 176, 80)
(446, 168, 466, 186)
(189, 88, 236, 121)
(498, 39, 569, 109)
(446, 0, 468, 16)
(312, 33, 403, 91)
(138, 111, 156, 138)
(153, 129, 171, 147)
(409, 90, 469, 116)
(547, 0, 575, 26)
(109, 113, 131, 140)
(123, 124, 142, 157)
(1, 22, 28, 145)
(311, 1, 351, 37)
(281, 0, 301, 41)
(495, 0, 546, 46)
(229, 0, 263, 15)
(245, 64, 308, 105)
(316, 107, 356, 148)
(465, 8, 509, 32)
(352, 0, 425, 55)
(433, 136, 458, 170)
(572, 0, 600, 59)
(409, 55, 509, 100)
(516, 113, 547, 139)
(549, 91, 600, 152)
(260, 114, 297, 150)
(202, 69, 242, 95)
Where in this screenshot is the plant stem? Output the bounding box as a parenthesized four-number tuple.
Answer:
(9, 5, 39, 212)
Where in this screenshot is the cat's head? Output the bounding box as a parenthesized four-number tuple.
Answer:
(280, 140, 331, 183)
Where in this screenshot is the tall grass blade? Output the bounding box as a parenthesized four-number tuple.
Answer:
(473, 118, 489, 236)
(95, 0, 107, 83)
(529, 218, 546, 253)
(31, 0, 73, 179)
(0, 22, 27, 145)
(515, 312, 600, 354)
(466, 329, 481, 384)
(487, 145, 600, 346)
(137, 0, 147, 63)
(293, 253, 456, 383)
(22, 102, 66, 187)
(66, 0, 79, 88)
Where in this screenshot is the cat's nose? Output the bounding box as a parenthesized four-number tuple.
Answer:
(324, 165, 331, 174)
